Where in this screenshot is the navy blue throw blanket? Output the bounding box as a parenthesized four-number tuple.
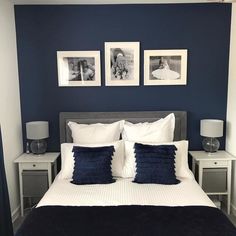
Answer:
(71, 145, 115, 185)
(0, 128, 13, 236)
(134, 143, 179, 184)
(16, 205, 236, 236)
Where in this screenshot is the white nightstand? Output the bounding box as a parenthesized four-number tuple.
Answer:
(14, 152, 60, 216)
(189, 150, 236, 214)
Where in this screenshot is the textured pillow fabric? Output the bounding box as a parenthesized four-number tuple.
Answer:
(59, 140, 124, 179)
(122, 140, 194, 179)
(68, 120, 124, 144)
(122, 113, 175, 143)
(71, 146, 115, 185)
(134, 143, 180, 185)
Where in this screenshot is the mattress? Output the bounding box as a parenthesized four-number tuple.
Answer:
(37, 174, 215, 208)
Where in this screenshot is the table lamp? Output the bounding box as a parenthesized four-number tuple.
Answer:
(26, 121, 49, 154)
(200, 119, 223, 153)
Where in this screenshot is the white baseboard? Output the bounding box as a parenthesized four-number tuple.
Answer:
(12, 205, 20, 223)
(231, 203, 236, 216)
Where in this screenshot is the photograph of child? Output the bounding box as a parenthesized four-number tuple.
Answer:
(110, 48, 134, 81)
(105, 42, 139, 86)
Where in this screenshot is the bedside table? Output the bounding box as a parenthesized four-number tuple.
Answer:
(189, 150, 236, 214)
(14, 152, 60, 216)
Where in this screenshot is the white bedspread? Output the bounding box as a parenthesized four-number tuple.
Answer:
(37, 175, 215, 208)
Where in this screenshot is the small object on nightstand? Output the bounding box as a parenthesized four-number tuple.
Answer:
(26, 121, 49, 155)
(190, 150, 236, 214)
(14, 152, 60, 216)
(200, 119, 223, 153)
(26, 141, 30, 154)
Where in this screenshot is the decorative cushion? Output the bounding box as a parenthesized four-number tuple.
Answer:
(134, 143, 180, 185)
(122, 140, 193, 179)
(71, 146, 115, 185)
(59, 140, 124, 179)
(68, 120, 124, 144)
(122, 113, 175, 143)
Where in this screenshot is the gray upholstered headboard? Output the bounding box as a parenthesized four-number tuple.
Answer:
(59, 111, 187, 143)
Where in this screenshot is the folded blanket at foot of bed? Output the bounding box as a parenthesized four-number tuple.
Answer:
(16, 205, 236, 236)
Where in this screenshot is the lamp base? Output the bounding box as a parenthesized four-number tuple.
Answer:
(30, 139, 47, 155)
(202, 137, 220, 153)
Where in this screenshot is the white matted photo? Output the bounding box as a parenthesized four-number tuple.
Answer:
(105, 42, 140, 86)
(57, 51, 101, 87)
(144, 49, 187, 86)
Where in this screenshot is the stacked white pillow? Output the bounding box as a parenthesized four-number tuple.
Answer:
(68, 120, 124, 144)
(120, 113, 193, 179)
(122, 113, 175, 143)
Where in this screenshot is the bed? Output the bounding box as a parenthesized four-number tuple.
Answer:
(16, 111, 236, 236)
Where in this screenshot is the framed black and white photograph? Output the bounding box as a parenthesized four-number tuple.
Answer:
(57, 51, 101, 87)
(105, 42, 140, 86)
(144, 49, 187, 86)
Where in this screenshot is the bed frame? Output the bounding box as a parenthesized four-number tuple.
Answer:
(59, 111, 187, 143)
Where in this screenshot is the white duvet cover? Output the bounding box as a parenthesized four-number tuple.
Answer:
(37, 175, 215, 208)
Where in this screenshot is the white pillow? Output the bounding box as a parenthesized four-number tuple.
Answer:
(68, 120, 124, 144)
(122, 113, 175, 143)
(122, 140, 194, 180)
(59, 140, 124, 179)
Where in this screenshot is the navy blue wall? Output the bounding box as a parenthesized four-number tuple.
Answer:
(15, 4, 231, 151)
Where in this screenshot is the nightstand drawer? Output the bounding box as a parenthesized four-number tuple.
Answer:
(21, 162, 48, 169)
(202, 168, 227, 193)
(203, 160, 228, 167)
(22, 170, 48, 197)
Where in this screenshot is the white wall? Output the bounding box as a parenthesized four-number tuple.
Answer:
(226, 3, 236, 214)
(0, 0, 23, 221)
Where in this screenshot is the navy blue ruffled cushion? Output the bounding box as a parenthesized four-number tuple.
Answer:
(71, 146, 115, 185)
(134, 143, 180, 185)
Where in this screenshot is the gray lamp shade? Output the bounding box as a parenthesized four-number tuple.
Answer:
(26, 121, 49, 140)
(200, 119, 223, 138)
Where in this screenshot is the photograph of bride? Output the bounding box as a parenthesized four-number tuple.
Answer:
(144, 49, 187, 86)
(151, 56, 180, 80)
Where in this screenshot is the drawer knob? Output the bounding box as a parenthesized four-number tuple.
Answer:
(214, 162, 217, 165)
(33, 164, 36, 167)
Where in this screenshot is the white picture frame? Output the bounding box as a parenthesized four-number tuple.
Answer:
(57, 51, 101, 87)
(105, 42, 140, 86)
(144, 49, 188, 86)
